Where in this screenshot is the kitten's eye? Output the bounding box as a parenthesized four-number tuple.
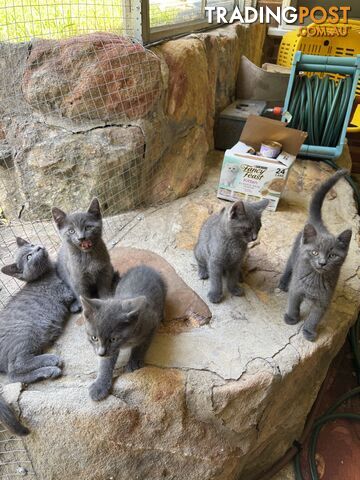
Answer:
(27, 253, 32, 260)
(329, 253, 337, 259)
(91, 335, 98, 342)
(68, 229, 75, 234)
(312, 250, 319, 256)
(110, 337, 117, 343)
(85, 226, 92, 231)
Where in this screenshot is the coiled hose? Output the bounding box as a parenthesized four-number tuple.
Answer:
(288, 75, 353, 147)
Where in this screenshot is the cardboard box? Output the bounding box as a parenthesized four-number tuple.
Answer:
(217, 116, 307, 211)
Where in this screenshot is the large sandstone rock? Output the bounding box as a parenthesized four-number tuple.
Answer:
(155, 23, 266, 148)
(22, 33, 162, 122)
(0, 120, 146, 220)
(148, 125, 209, 203)
(198, 22, 266, 115)
(2, 155, 359, 480)
(0, 23, 266, 219)
(156, 38, 209, 126)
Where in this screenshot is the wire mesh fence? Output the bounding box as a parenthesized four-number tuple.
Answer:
(0, 2, 166, 474)
(0, 0, 167, 301)
(0, 1, 131, 42)
(0, 428, 36, 479)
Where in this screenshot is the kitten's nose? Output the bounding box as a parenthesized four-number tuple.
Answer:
(78, 237, 85, 242)
(97, 347, 106, 356)
(318, 259, 327, 267)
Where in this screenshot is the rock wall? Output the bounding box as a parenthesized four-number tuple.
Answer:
(0, 23, 265, 220)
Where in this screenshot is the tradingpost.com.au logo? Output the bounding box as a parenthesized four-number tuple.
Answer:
(205, 5, 352, 37)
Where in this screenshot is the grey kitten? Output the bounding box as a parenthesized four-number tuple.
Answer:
(0, 237, 75, 435)
(194, 199, 269, 303)
(279, 170, 352, 341)
(81, 265, 166, 401)
(52, 198, 117, 313)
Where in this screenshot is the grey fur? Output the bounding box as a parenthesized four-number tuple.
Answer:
(279, 170, 352, 341)
(194, 199, 269, 303)
(81, 265, 166, 401)
(52, 198, 117, 313)
(0, 237, 75, 435)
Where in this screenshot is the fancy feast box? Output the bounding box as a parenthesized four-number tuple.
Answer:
(217, 116, 307, 211)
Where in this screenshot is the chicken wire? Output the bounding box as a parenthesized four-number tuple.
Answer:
(0, 2, 166, 473)
(0, 1, 136, 42)
(0, 408, 36, 479)
(0, 0, 166, 301)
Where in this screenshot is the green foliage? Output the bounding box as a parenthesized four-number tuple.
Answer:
(0, 0, 125, 42)
(0, 1, 190, 42)
(149, 4, 181, 27)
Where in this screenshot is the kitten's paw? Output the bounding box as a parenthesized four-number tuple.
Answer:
(284, 313, 300, 325)
(303, 329, 317, 342)
(198, 268, 209, 280)
(208, 290, 223, 304)
(55, 357, 64, 368)
(278, 279, 289, 292)
(44, 354, 63, 368)
(70, 300, 82, 314)
(89, 381, 110, 401)
(125, 358, 144, 373)
(48, 367, 62, 379)
(228, 285, 244, 297)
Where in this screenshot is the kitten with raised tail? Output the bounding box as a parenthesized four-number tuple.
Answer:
(279, 169, 352, 341)
(52, 198, 117, 313)
(194, 199, 269, 303)
(0, 237, 75, 435)
(81, 265, 166, 401)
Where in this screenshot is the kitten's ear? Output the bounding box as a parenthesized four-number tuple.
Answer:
(1, 263, 23, 279)
(52, 207, 67, 229)
(303, 224, 317, 244)
(87, 198, 101, 219)
(337, 229, 352, 250)
(123, 296, 147, 322)
(80, 296, 102, 319)
(253, 199, 269, 212)
(16, 237, 29, 247)
(229, 201, 245, 219)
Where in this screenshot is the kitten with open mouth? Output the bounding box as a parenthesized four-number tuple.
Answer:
(79, 240, 93, 251)
(52, 198, 118, 313)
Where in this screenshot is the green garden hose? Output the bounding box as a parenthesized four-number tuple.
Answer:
(288, 75, 353, 148)
(294, 163, 360, 480)
(295, 386, 360, 480)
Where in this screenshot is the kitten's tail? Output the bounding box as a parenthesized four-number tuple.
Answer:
(0, 394, 30, 436)
(309, 169, 349, 228)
